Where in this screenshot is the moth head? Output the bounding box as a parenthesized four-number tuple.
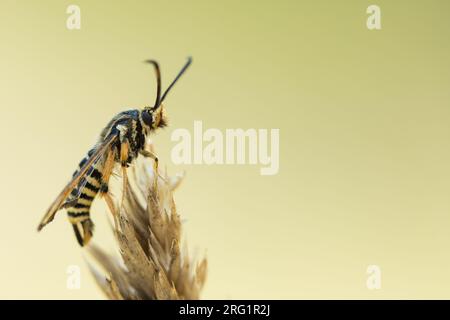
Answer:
(142, 57, 191, 131)
(142, 104, 167, 130)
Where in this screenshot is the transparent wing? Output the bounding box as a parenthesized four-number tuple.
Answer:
(37, 134, 118, 231)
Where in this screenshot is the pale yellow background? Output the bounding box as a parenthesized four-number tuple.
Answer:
(0, 0, 449, 299)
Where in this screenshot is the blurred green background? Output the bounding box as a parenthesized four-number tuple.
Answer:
(0, 0, 450, 299)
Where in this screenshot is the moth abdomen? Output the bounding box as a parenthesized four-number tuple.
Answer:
(67, 160, 104, 246)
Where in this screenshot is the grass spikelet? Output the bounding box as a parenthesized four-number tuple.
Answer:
(87, 156, 207, 300)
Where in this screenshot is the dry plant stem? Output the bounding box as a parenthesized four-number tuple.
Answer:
(87, 157, 207, 300)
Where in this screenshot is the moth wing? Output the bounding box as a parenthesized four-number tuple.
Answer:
(63, 168, 91, 206)
(37, 134, 118, 231)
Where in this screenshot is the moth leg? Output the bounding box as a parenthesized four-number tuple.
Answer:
(98, 148, 118, 221)
(99, 148, 115, 197)
(116, 124, 130, 205)
(140, 149, 159, 191)
(120, 140, 130, 205)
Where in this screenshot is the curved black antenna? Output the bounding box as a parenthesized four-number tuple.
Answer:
(144, 59, 162, 108)
(159, 57, 192, 105)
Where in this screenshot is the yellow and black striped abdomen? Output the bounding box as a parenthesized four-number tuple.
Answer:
(67, 154, 105, 246)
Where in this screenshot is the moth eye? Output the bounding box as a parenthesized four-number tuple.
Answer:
(142, 111, 153, 126)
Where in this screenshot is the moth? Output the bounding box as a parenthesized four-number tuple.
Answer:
(37, 57, 192, 246)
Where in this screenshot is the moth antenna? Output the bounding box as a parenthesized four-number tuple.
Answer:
(144, 59, 162, 108)
(160, 57, 192, 105)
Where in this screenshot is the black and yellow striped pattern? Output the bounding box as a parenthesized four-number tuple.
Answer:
(67, 152, 105, 246)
